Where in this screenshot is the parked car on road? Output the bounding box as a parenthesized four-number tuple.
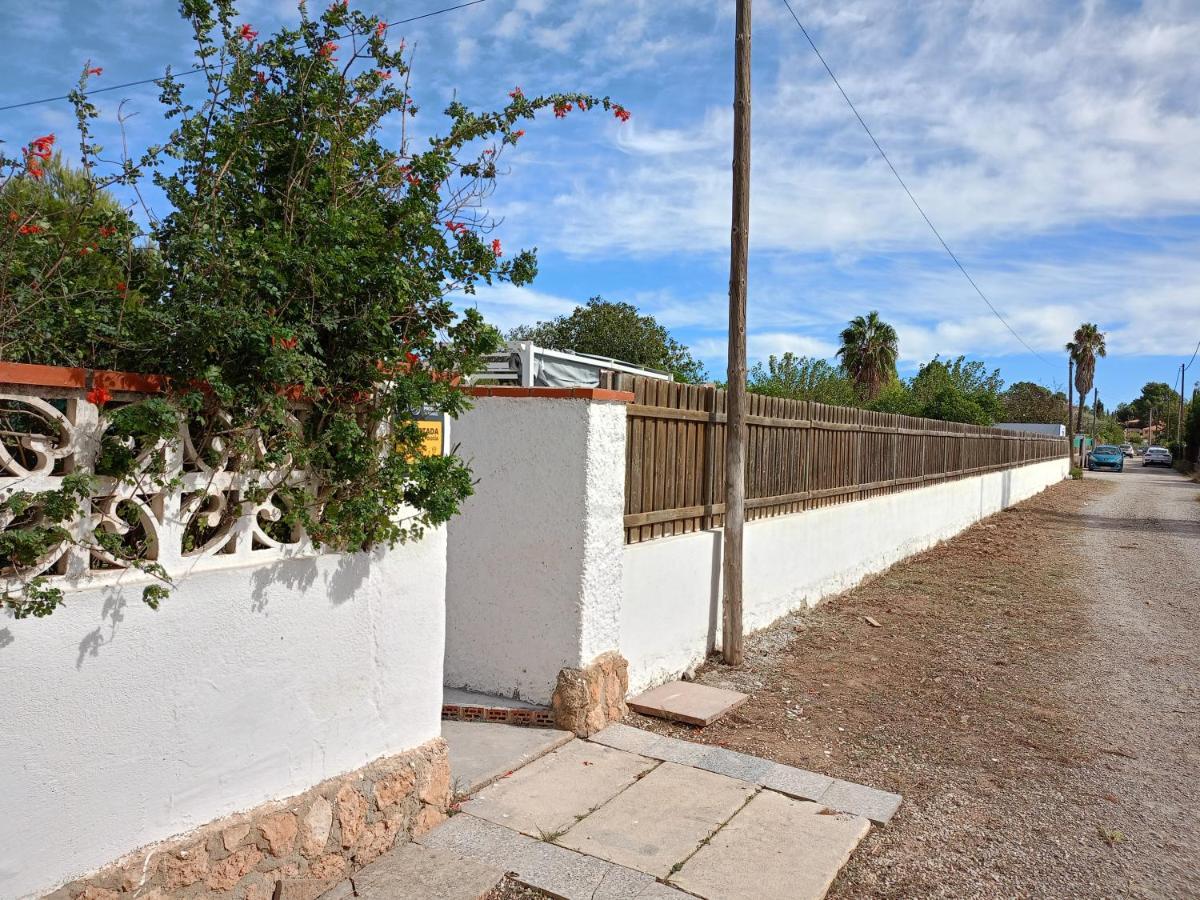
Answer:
(1143, 446, 1173, 467)
(1119, 443, 1134, 457)
(1088, 445, 1125, 472)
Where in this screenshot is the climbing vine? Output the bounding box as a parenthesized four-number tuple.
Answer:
(0, 0, 629, 618)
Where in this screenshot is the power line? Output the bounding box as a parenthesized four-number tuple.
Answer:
(1185, 336, 1199, 371)
(779, 0, 1055, 368)
(0, 0, 490, 114)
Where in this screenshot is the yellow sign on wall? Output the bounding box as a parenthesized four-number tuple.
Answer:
(415, 419, 445, 457)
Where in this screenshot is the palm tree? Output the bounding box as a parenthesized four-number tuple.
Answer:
(1066, 323, 1107, 465)
(837, 311, 899, 400)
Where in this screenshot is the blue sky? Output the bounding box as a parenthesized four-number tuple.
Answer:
(4, 0, 1200, 407)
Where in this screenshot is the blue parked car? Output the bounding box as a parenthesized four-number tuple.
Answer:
(1088, 445, 1124, 472)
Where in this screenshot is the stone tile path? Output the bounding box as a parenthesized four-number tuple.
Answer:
(328, 722, 901, 900)
(590, 724, 901, 824)
(443, 719, 573, 795)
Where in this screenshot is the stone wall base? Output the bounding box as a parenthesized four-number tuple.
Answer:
(50, 737, 450, 900)
(551, 651, 629, 737)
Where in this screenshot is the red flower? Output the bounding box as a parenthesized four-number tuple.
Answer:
(30, 134, 55, 159)
(116, 281, 127, 293)
(87, 387, 113, 407)
(376, 69, 391, 79)
(256, 71, 268, 84)
(18, 224, 43, 235)
(491, 239, 502, 258)
(319, 41, 338, 60)
(27, 163, 45, 180)
(509, 86, 523, 99)
(98, 225, 116, 238)
(375, 21, 387, 37)
(445, 221, 467, 234)
(553, 101, 572, 118)
(7, 212, 17, 223)
(513, 129, 525, 139)
(239, 23, 259, 42)
(577, 99, 588, 112)
(87, 66, 103, 76)
(613, 105, 631, 123)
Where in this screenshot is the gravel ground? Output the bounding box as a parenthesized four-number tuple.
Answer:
(627, 465, 1200, 898)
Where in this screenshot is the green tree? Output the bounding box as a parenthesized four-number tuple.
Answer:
(746, 353, 857, 405)
(900, 356, 1004, 425)
(1001, 381, 1068, 425)
(1066, 323, 1106, 447)
(1125, 382, 1182, 436)
(836, 311, 898, 401)
(1184, 387, 1200, 466)
(508, 297, 705, 382)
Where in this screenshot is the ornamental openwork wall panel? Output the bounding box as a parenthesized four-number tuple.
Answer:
(0, 380, 311, 595)
(604, 374, 1070, 544)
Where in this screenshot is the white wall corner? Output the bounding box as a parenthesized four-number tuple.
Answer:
(577, 401, 629, 664)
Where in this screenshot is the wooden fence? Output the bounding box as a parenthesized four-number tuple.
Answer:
(603, 374, 1069, 544)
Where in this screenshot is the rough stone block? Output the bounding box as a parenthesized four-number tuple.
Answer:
(551, 651, 629, 737)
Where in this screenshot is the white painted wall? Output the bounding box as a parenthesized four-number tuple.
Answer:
(0, 533, 447, 899)
(445, 397, 626, 705)
(622, 458, 1069, 693)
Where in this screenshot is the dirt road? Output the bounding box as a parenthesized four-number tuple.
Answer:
(630, 464, 1200, 898)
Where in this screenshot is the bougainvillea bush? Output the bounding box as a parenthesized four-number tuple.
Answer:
(0, 0, 628, 617)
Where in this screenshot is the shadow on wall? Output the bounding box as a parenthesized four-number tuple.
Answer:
(4, 547, 385, 667)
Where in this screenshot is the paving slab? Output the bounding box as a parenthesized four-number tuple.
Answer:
(418, 813, 692, 899)
(760, 762, 834, 802)
(628, 681, 749, 726)
(694, 745, 775, 783)
(556, 761, 757, 878)
(443, 719, 573, 795)
(588, 724, 711, 766)
(320, 842, 504, 900)
(816, 778, 903, 825)
(590, 725, 834, 800)
(671, 790, 871, 900)
(462, 740, 658, 839)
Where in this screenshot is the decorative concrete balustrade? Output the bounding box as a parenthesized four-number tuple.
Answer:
(0, 363, 322, 598)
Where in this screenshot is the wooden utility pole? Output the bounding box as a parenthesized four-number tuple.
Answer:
(1178, 363, 1186, 447)
(722, 0, 751, 666)
(1092, 388, 1098, 444)
(1070, 357, 1080, 468)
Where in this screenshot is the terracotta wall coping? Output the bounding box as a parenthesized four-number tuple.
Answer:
(0, 361, 166, 394)
(0, 363, 636, 404)
(466, 386, 635, 403)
